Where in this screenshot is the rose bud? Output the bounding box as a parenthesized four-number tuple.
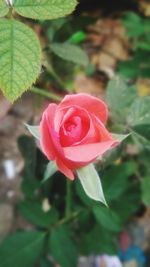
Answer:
(39, 93, 119, 180)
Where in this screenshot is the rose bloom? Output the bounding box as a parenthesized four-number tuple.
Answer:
(40, 94, 119, 180)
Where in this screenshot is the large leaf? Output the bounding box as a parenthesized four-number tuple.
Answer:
(0, 0, 9, 17)
(93, 205, 122, 232)
(50, 42, 89, 66)
(13, 0, 78, 20)
(0, 19, 41, 101)
(106, 76, 137, 122)
(80, 224, 117, 255)
(127, 96, 150, 127)
(111, 182, 141, 222)
(77, 164, 107, 205)
(0, 231, 45, 267)
(19, 200, 59, 228)
(49, 225, 78, 267)
(102, 162, 137, 202)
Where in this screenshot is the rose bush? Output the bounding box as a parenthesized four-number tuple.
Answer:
(40, 93, 119, 180)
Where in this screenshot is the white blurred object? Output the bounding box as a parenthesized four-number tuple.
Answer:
(42, 198, 51, 212)
(5, 0, 13, 5)
(95, 255, 123, 267)
(3, 160, 15, 180)
(78, 256, 94, 267)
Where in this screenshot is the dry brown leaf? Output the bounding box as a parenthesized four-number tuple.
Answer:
(74, 73, 104, 98)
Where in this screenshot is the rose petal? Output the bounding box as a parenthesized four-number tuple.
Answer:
(92, 115, 113, 142)
(58, 93, 108, 124)
(76, 115, 99, 145)
(56, 158, 74, 180)
(40, 103, 65, 161)
(59, 107, 90, 146)
(40, 104, 57, 160)
(64, 140, 118, 163)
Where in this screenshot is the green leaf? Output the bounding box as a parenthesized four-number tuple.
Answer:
(13, 0, 78, 20)
(123, 12, 144, 37)
(40, 259, 54, 267)
(0, 0, 9, 17)
(118, 60, 139, 78)
(112, 133, 130, 142)
(19, 200, 59, 228)
(80, 224, 117, 255)
(25, 124, 40, 139)
(18, 136, 36, 173)
(50, 225, 78, 267)
(76, 164, 107, 205)
(42, 161, 58, 183)
(68, 31, 86, 44)
(76, 179, 95, 206)
(111, 182, 141, 222)
(127, 97, 150, 127)
(93, 205, 122, 232)
(50, 43, 89, 66)
(102, 162, 137, 202)
(133, 125, 150, 141)
(0, 19, 41, 101)
(118, 51, 150, 79)
(18, 136, 40, 197)
(106, 76, 137, 122)
(0, 231, 45, 267)
(142, 176, 150, 206)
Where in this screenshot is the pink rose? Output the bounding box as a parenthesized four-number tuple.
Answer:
(40, 93, 118, 180)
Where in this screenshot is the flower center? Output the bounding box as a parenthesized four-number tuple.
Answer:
(59, 110, 90, 147)
(65, 116, 81, 136)
(66, 123, 76, 133)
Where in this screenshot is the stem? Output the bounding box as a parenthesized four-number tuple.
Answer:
(44, 62, 66, 89)
(7, 6, 13, 18)
(31, 86, 62, 101)
(65, 179, 72, 218)
(56, 209, 83, 227)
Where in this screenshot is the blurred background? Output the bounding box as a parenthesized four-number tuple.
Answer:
(0, 0, 150, 267)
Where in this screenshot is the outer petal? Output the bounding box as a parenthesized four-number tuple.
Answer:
(57, 93, 108, 124)
(64, 140, 118, 164)
(92, 115, 113, 142)
(40, 103, 65, 161)
(40, 104, 75, 179)
(56, 158, 74, 180)
(40, 104, 57, 160)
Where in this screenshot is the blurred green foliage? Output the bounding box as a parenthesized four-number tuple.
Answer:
(0, 7, 150, 267)
(119, 12, 150, 78)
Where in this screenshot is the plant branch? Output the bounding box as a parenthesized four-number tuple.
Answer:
(31, 86, 62, 101)
(44, 61, 66, 90)
(56, 209, 83, 227)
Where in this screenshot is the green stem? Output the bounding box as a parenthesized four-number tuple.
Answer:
(56, 209, 83, 227)
(65, 179, 72, 218)
(44, 62, 66, 89)
(7, 6, 13, 19)
(31, 86, 62, 101)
